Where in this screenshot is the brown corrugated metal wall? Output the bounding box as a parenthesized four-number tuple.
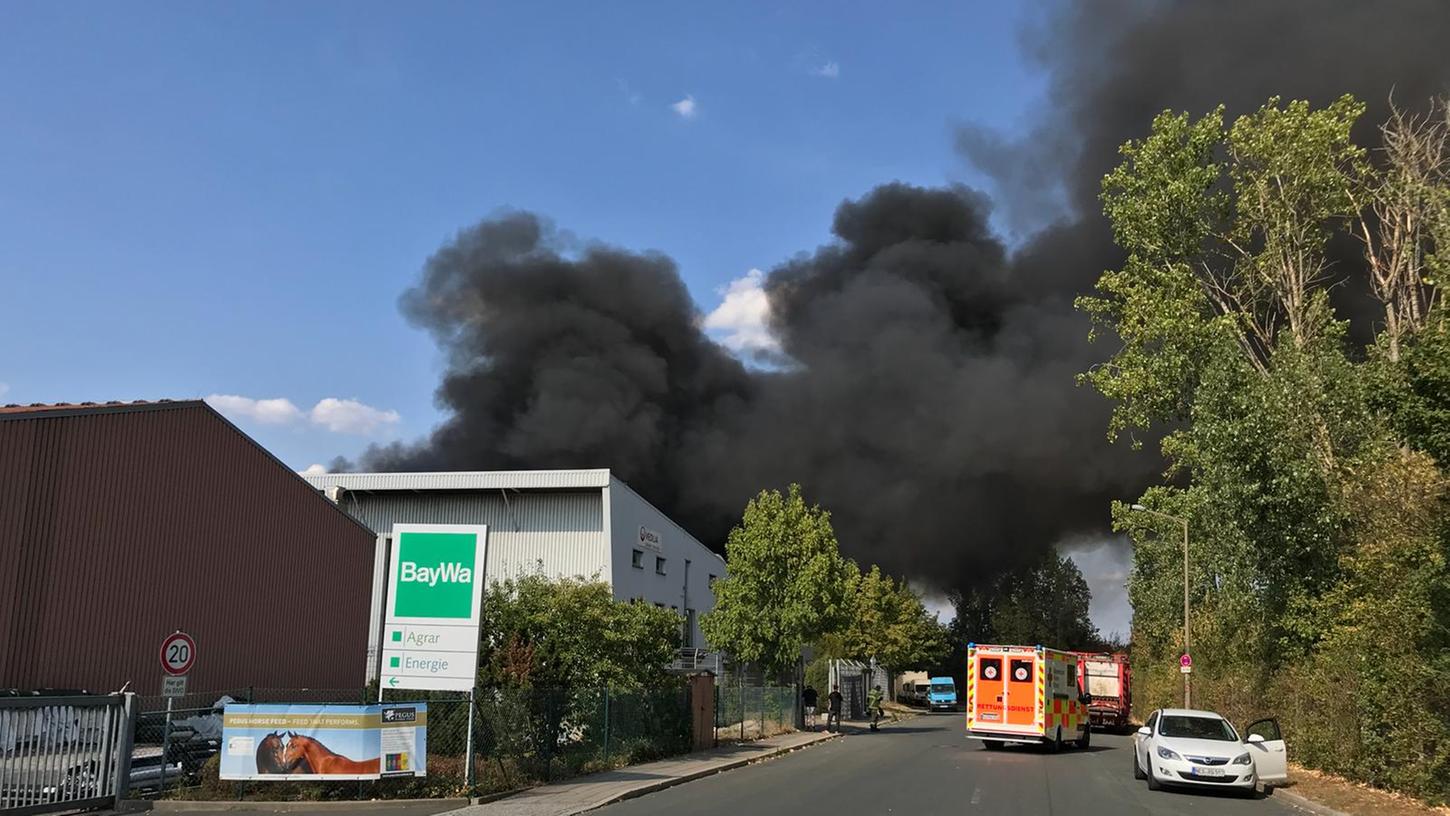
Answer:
(0, 403, 374, 695)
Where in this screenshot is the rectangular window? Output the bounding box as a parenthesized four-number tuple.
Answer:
(708, 574, 718, 587)
(631, 549, 644, 569)
(654, 602, 665, 609)
(656, 556, 667, 575)
(978, 657, 1002, 681)
(1009, 658, 1034, 684)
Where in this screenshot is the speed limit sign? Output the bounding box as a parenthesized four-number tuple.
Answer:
(160, 631, 196, 676)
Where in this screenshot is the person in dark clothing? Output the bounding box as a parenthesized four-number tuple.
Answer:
(802, 685, 819, 729)
(827, 685, 844, 732)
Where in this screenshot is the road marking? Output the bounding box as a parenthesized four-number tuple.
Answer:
(970, 785, 981, 805)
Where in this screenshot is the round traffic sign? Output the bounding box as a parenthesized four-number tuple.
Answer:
(160, 631, 196, 676)
(1180, 653, 1192, 668)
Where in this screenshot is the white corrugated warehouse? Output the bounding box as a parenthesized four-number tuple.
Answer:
(301, 469, 726, 678)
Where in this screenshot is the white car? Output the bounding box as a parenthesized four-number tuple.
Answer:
(1133, 708, 1288, 795)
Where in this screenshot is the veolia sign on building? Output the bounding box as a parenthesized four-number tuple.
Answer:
(380, 524, 488, 692)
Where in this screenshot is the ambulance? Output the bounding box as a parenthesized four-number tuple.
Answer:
(965, 643, 1091, 750)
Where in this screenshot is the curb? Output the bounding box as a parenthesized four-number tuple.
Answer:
(441, 731, 841, 816)
(1275, 788, 1355, 816)
(575, 731, 841, 814)
(133, 798, 470, 812)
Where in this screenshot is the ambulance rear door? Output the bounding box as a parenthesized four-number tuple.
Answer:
(971, 650, 1007, 728)
(1005, 652, 1039, 730)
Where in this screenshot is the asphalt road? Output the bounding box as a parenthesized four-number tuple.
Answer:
(598, 713, 1305, 816)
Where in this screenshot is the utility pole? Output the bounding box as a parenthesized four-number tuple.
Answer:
(1131, 504, 1191, 709)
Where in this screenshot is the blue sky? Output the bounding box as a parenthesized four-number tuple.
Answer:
(1, 1, 1044, 468)
(1, 3, 1138, 631)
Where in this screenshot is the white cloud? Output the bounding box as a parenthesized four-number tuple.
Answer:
(811, 61, 840, 79)
(0, 382, 8, 400)
(205, 394, 305, 425)
(671, 94, 697, 119)
(206, 394, 400, 437)
(702, 268, 780, 355)
(300, 463, 329, 476)
(309, 397, 402, 435)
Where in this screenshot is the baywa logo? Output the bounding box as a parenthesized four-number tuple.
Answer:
(393, 532, 477, 619)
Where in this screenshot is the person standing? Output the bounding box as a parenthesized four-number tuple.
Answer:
(827, 685, 844, 733)
(802, 685, 819, 730)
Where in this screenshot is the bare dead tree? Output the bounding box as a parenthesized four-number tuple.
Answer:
(1353, 96, 1450, 361)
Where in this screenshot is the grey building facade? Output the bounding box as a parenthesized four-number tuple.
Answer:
(301, 469, 725, 679)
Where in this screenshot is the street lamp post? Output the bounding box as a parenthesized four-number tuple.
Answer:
(1130, 504, 1191, 709)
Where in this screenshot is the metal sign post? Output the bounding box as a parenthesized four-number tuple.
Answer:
(157, 630, 196, 794)
(464, 688, 476, 790)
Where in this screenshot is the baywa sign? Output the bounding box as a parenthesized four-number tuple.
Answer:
(381, 524, 488, 692)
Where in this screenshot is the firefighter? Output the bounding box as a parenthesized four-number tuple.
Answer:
(867, 685, 885, 731)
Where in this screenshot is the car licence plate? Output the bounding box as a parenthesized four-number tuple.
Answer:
(1191, 767, 1225, 777)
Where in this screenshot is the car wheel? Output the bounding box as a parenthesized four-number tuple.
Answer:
(1132, 748, 1146, 780)
(1145, 760, 1163, 791)
(982, 739, 1001, 750)
(1075, 724, 1091, 750)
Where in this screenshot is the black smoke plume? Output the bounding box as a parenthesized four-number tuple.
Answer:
(361, 0, 1450, 597)
(363, 185, 1150, 592)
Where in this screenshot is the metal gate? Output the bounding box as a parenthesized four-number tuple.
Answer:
(1, 695, 136, 815)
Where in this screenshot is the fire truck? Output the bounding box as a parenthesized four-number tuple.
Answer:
(1072, 651, 1132, 731)
(965, 643, 1091, 750)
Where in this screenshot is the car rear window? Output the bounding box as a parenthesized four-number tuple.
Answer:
(1159, 715, 1238, 741)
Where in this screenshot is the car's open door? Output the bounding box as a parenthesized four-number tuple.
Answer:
(1245, 718, 1288, 785)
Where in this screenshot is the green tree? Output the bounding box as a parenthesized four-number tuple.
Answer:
(837, 565, 949, 671)
(701, 484, 854, 677)
(479, 574, 680, 690)
(1083, 93, 1450, 800)
(476, 574, 683, 774)
(1381, 306, 1450, 464)
(986, 555, 1100, 650)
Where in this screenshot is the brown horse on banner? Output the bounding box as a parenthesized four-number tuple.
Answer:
(256, 732, 311, 773)
(280, 732, 380, 775)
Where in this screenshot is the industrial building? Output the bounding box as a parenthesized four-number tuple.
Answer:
(0, 400, 376, 695)
(301, 469, 726, 678)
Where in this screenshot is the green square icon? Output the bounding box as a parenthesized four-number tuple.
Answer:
(389, 656, 401, 668)
(393, 531, 478, 619)
(391, 631, 402, 642)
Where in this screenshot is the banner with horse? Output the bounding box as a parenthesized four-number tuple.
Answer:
(220, 703, 428, 780)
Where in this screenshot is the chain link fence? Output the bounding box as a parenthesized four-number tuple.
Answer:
(713, 682, 797, 742)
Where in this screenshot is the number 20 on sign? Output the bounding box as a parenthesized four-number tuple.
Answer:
(160, 631, 197, 676)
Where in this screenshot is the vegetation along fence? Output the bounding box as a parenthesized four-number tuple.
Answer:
(135, 683, 702, 801)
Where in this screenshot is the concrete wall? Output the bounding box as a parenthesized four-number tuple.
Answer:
(606, 478, 724, 650)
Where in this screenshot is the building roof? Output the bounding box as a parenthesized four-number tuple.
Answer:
(0, 399, 202, 419)
(0, 398, 375, 535)
(301, 469, 614, 492)
(307, 468, 727, 566)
